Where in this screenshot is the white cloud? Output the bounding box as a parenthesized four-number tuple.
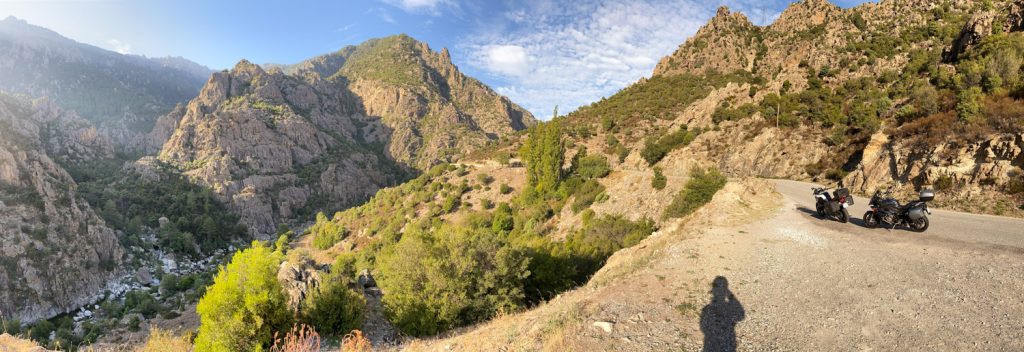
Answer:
(381, 0, 452, 15)
(482, 45, 531, 77)
(106, 39, 131, 55)
(366, 7, 396, 24)
(464, 0, 720, 119)
(460, 0, 718, 120)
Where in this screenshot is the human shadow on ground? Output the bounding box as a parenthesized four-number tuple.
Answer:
(700, 276, 745, 352)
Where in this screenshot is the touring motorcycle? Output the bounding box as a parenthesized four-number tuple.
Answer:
(813, 187, 853, 223)
(863, 187, 933, 232)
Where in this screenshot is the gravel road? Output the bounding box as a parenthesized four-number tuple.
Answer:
(714, 180, 1024, 351)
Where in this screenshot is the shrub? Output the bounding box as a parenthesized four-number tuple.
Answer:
(572, 153, 611, 179)
(652, 167, 667, 190)
(476, 173, 494, 186)
(491, 203, 514, 233)
(310, 212, 347, 250)
(662, 167, 727, 220)
(499, 183, 513, 195)
(300, 276, 364, 337)
(934, 174, 955, 191)
(375, 227, 529, 336)
(195, 242, 291, 351)
(641, 126, 700, 166)
(571, 179, 606, 213)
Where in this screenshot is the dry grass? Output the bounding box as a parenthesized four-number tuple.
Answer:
(340, 330, 372, 352)
(270, 325, 320, 352)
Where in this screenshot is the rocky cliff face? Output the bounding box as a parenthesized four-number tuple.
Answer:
(0, 94, 124, 323)
(159, 35, 535, 234)
(0, 16, 210, 151)
(597, 0, 1024, 216)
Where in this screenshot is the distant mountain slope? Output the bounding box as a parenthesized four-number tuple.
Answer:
(158, 35, 535, 234)
(0, 16, 211, 149)
(0, 93, 123, 323)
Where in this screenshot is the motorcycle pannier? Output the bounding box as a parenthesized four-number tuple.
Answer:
(833, 188, 850, 198)
(919, 189, 935, 202)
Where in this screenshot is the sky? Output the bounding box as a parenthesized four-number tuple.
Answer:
(0, 0, 869, 119)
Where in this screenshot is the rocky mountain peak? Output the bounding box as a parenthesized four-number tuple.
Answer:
(771, 0, 843, 33)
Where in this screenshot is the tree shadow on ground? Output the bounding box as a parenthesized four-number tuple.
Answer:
(700, 276, 745, 352)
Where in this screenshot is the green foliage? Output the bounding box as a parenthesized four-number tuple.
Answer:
(300, 275, 365, 336)
(499, 183, 513, 195)
(310, 212, 348, 250)
(71, 159, 247, 257)
(521, 121, 565, 193)
(641, 126, 701, 166)
(195, 242, 291, 352)
(663, 167, 727, 220)
(571, 152, 611, 180)
(375, 227, 529, 336)
(476, 173, 494, 186)
(712, 102, 759, 124)
(570, 179, 607, 213)
(560, 215, 656, 282)
(491, 203, 515, 234)
(124, 290, 162, 319)
(652, 167, 667, 190)
(956, 86, 984, 123)
(567, 70, 758, 129)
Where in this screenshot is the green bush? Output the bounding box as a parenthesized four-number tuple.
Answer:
(476, 173, 494, 186)
(572, 153, 611, 179)
(662, 168, 727, 220)
(300, 275, 365, 337)
(375, 227, 529, 336)
(499, 183, 513, 195)
(641, 126, 700, 166)
(310, 212, 348, 250)
(652, 167, 667, 190)
(571, 179, 606, 213)
(195, 242, 291, 351)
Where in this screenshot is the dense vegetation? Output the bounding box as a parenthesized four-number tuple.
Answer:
(290, 121, 677, 338)
(663, 167, 728, 220)
(67, 158, 248, 257)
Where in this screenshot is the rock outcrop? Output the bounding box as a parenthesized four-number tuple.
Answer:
(159, 35, 535, 234)
(0, 94, 124, 323)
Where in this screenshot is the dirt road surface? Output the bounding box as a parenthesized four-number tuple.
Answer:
(719, 180, 1024, 351)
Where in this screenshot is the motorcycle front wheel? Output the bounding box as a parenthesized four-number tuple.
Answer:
(863, 211, 878, 228)
(839, 208, 850, 223)
(909, 216, 929, 232)
(815, 203, 825, 217)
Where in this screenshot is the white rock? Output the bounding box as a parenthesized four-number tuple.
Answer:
(593, 321, 614, 333)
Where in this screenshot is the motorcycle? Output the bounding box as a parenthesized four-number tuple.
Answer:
(813, 187, 853, 223)
(863, 187, 933, 232)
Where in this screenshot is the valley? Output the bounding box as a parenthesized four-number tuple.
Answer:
(1, 0, 1023, 350)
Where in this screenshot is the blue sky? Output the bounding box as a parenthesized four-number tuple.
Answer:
(0, 0, 868, 119)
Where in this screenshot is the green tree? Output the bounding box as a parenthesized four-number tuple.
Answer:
(375, 227, 529, 336)
(195, 242, 291, 352)
(956, 86, 984, 123)
(520, 121, 565, 193)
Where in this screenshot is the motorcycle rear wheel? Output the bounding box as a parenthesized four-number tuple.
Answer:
(863, 211, 878, 228)
(909, 216, 929, 232)
(839, 208, 850, 223)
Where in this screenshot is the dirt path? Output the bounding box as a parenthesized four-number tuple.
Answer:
(715, 180, 1024, 351)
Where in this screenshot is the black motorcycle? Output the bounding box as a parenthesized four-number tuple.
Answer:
(813, 187, 853, 223)
(863, 188, 933, 232)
